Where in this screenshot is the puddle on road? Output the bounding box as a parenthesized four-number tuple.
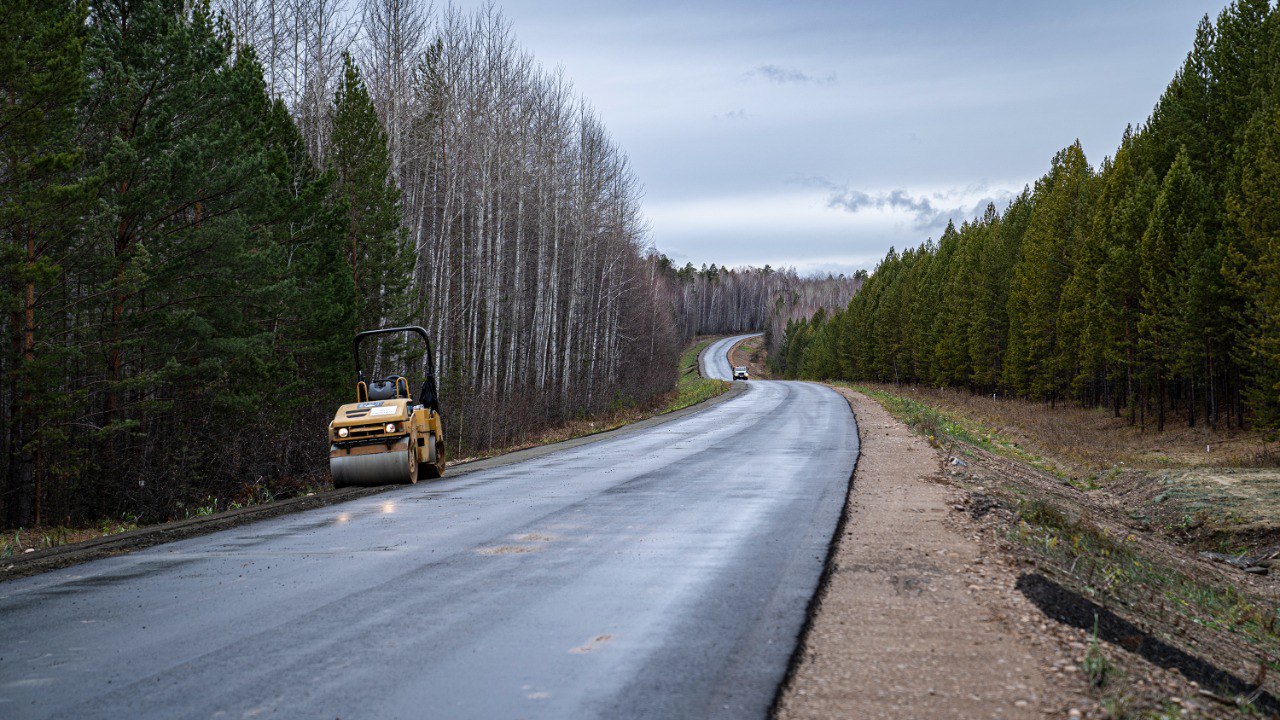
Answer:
(569, 634, 613, 654)
(477, 545, 539, 555)
(513, 533, 556, 542)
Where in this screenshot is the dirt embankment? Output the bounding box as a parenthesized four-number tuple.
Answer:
(782, 385, 1280, 718)
(777, 389, 1077, 719)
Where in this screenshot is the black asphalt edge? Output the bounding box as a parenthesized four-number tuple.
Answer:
(768, 385, 862, 719)
(0, 340, 745, 583)
(1016, 572, 1280, 715)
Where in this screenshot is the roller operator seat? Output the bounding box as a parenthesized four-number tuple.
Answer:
(366, 376, 408, 402)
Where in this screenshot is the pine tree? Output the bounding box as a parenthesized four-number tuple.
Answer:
(1086, 133, 1158, 420)
(79, 0, 315, 510)
(1140, 150, 1210, 431)
(221, 48, 356, 478)
(901, 244, 935, 380)
(1145, 16, 1213, 177)
(1004, 142, 1095, 400)
(1226, 105, 1280, 435)
(0, 0, 90, 525)
(264, 93, 356, 411)
(1206, 0, 1271, 181)
(932, 220, 972, 387)
(969, 195, 1027, 391)
(329, 52, 411, 349)
(871, 248, 906, 382)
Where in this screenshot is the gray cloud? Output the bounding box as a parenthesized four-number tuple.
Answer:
(713, 109, 750, 121)
(748, 64, 837, 86)
(808, 177, 1014, 231)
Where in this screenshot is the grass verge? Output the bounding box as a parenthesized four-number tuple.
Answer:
(854, 383, 1277, 473)
(852, 383, 1280, 549)
(667, 337, 732, 412)
(842, 383, 1068, 478)
(1, 521, 139, 558)
(452, 336, 729, 463)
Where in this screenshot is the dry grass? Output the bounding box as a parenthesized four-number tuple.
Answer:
(1, 522, 138, 557)
(859, 383, 1277, 476)
(855, 382, 1280, 551)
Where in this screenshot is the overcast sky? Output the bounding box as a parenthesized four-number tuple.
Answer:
(454, 0, 1233, 275)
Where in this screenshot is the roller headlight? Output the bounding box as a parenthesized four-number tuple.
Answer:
(385, 423, 398, 434)
(337, 427, 349, 438)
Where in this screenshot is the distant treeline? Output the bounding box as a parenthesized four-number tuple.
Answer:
(0, 0, 675, 526)
(660, 259, 863, 341)
(776, 0, 1280, 435)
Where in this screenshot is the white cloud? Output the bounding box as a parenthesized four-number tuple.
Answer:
(644, 180, 1023, 271)
(815, 180, 1017, 230)
(746, 64, 838, 86)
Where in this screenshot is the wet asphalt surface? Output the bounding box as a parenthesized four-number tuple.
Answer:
(0, 334, 858, 720)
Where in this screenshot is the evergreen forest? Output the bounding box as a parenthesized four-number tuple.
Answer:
(775, 0, 1280, 438)
(0, 0, 799, 527)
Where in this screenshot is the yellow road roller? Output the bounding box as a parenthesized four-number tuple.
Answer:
(328, 326, 446, 487)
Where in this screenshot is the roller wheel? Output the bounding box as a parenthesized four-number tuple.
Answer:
(420, 443, 446, 479)
(405, 444, 419, 484)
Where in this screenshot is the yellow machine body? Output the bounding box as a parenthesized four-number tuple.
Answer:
(328, 398, 446, 486)
(327, 326, 447, 487)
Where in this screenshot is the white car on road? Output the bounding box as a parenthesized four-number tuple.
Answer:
(733, 366, 750, 381)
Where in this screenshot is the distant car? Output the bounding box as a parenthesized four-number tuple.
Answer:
(733, 366, 749, 381)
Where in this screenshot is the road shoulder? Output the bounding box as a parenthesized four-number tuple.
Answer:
(776, 387, 1083, 718)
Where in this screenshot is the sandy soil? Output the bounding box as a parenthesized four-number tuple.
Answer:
(777, 388, 1086, 719)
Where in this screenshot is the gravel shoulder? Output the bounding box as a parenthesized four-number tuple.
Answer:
(779, 385, 1280, 719)
(777, 388, 1087, 719)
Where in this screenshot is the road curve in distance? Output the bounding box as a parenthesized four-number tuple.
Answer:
(700, 333, 761, 381)
(0, 336, 856, 720)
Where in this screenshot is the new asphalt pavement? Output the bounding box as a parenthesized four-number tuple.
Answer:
(0, 333, 858, 719)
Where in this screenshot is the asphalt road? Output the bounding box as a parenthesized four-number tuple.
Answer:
(0, 334, 858, 720)
(699, 334, 754, 381)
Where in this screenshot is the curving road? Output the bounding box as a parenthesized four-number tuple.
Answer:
(0, 335, 857, 720)
(699, 333, 755, 381)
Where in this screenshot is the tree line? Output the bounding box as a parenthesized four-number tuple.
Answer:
(659, 259, 863, 342)
(775, 0, 1280, 436)
(0, 0, 676, 527)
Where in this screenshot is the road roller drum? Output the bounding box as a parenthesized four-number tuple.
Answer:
(330, 437, 416, 486)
